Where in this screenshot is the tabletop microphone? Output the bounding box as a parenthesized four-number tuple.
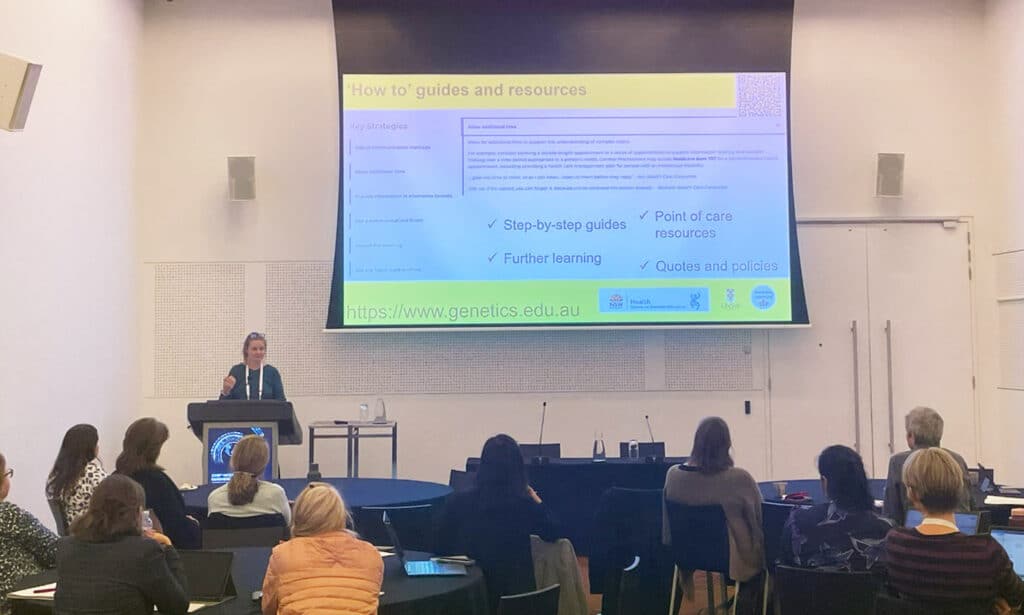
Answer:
(645, 415, 656, 443)
(534, 401, 549, 464)
(644, 415, 662, 463)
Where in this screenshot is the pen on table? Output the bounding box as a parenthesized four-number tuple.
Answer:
(33, 587, 56, 594)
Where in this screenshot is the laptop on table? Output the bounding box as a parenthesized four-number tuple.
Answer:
(382, 511, 467, 577)
(179, 550, 237, 611)
(991, 527, 1024, 579)
(904, 510, 991, 535)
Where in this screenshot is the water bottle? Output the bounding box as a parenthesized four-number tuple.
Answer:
(592, 432, 606, 462)
(628, 439, 640, 460)
(142, 509, 154, 532)
(359, 403, 370, 422)
(373, 397, 387, 423)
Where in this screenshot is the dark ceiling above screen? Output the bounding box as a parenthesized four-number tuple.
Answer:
(326, 0, 807, 329)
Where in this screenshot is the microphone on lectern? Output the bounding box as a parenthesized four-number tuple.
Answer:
(645, 415, 656, 443)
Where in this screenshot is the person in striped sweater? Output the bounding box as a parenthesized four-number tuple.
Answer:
(884, 447, 1024, 612)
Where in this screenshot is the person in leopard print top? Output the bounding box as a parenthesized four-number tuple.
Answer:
(0, 451, 58, 615)
(47, 425, 108, 527)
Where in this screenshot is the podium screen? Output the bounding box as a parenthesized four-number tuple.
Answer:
(204, 424, 276, 484)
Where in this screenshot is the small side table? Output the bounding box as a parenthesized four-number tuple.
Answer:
(308, 420, 398, 478)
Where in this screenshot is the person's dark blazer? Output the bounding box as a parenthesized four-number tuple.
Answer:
(882, 447, 972, 524)
(435, 488, 561, 614)
(54, 535, 188, 615)
(128, 468, 201, 550)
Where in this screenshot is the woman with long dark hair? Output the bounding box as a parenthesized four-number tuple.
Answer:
(47, 424, 107, 527)
(207, 435, 289, 525)
(435, 434, 562, 613)
(115, 418, 200, 549)
(55, 474, 188, 615)
(780, 445, 892, 570)
(663, 417, 764, 614)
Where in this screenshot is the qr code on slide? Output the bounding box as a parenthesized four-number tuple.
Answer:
(737, 73, 784, 117)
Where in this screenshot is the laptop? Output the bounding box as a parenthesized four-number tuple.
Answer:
(904, 510, 990, 535)
(179, 550, 237, 611)
(991, 527, 1024, 579)
(382, 511, 467, 577)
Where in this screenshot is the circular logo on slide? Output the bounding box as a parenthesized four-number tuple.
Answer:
(751, 285, 776, 311)
(210, 426, 265, 465)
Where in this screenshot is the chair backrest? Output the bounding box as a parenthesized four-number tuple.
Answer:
(47, 499, 70, 537)
(354, 504, 434, 552)
(519, 444, 561, 460)
(448, 468, 477, 492)
(664, 500, 730, 575)
(774, 565, 881, 615)
(617, 442, 666, 459)
(762, 501, 796, 570)
(497, 583, 561, 615)
(202, 525, 288, 548)
(616, 556, 642, 614)
(874, 592, 992, 615)
(204, 512, 286, 531)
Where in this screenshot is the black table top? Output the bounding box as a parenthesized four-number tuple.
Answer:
(467, 456, 688, 467)
(182, 478, 451, 515)
(11, 546, 487, 615)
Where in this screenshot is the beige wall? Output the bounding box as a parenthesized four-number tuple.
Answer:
(0, 0, 142, 524)
(133, 0, 1006, 487)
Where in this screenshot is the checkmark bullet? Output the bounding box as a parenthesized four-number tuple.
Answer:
(640, 260, 649, 270)
(640, 210, 649, 220)
(488, 219, 497, 228)
(488, 252, 497, 262)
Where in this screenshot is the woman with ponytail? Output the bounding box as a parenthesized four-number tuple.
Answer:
(780, 445, 892, 571)
(207, 435, 290, 525)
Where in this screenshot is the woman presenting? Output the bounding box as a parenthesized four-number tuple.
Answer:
(220, 332, 286, 400)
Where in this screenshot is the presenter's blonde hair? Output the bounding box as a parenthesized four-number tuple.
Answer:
(291, 482, 348, 537)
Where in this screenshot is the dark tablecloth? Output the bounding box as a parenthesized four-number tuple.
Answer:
(182, 478, 451, 518)
(465, 456, 687, 556)
(10, 546, 487, 615)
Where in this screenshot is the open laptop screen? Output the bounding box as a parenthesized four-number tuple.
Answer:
(904, 510, 983, 535)
(179, 550, 235, 602)
(992, 529, 1024, 577)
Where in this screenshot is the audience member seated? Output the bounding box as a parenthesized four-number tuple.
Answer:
(884, 447, 1024, 612)
(261, 482, 382, 615)
(662, 417, 763, 615)
(883, 406, 971, 524)
(46, 424, 108, 527)
(780, 445, 892, 571)
(115, 418, 200, 549)
(0, 451, 58, 615)
(207, 435, 290, 527)
(435, 434, 563, 614)
(55, 474, 188, 615)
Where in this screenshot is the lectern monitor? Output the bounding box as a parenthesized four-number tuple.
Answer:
(202, 423, 277, 484)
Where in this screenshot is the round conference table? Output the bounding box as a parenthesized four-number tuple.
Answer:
(182, 477, 452, 516)
(10, 546, 488, 615)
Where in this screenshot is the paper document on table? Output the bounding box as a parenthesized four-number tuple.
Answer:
(985, 495, 1024, 506)
(8, 582, 56, 600)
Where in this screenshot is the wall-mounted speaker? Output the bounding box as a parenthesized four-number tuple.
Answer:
(0, 52, 43, 131)
(876, 153, 905, 198)
(228, 156, 256, 201)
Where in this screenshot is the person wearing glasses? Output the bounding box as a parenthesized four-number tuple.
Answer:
(0, 451, 58, 614)
(220, 332, 286, 401)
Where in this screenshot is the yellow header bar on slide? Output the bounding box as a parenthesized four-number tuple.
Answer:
(342, 74, 736, 110)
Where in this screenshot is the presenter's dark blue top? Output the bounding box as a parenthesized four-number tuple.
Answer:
(219, 363, 285, 401)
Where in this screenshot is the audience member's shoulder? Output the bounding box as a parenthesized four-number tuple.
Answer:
(725, 466, 758, 485)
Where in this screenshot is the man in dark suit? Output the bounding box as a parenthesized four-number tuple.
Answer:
(882, 406, 972, 524)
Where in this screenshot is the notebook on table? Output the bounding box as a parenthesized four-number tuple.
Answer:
(179, 550, 237, 611)
(382, 511, 467, 577)
(991, 527, 1024, 579)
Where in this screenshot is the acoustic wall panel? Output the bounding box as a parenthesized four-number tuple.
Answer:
(154, 263, 245, 398)
(664, 329, 754, 390)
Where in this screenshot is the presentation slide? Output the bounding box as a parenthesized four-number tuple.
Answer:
(335, 72, 795, 327)
(206, 426, 274, 484)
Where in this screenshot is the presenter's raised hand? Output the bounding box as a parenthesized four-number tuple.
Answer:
(222, 374, 236, 396)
